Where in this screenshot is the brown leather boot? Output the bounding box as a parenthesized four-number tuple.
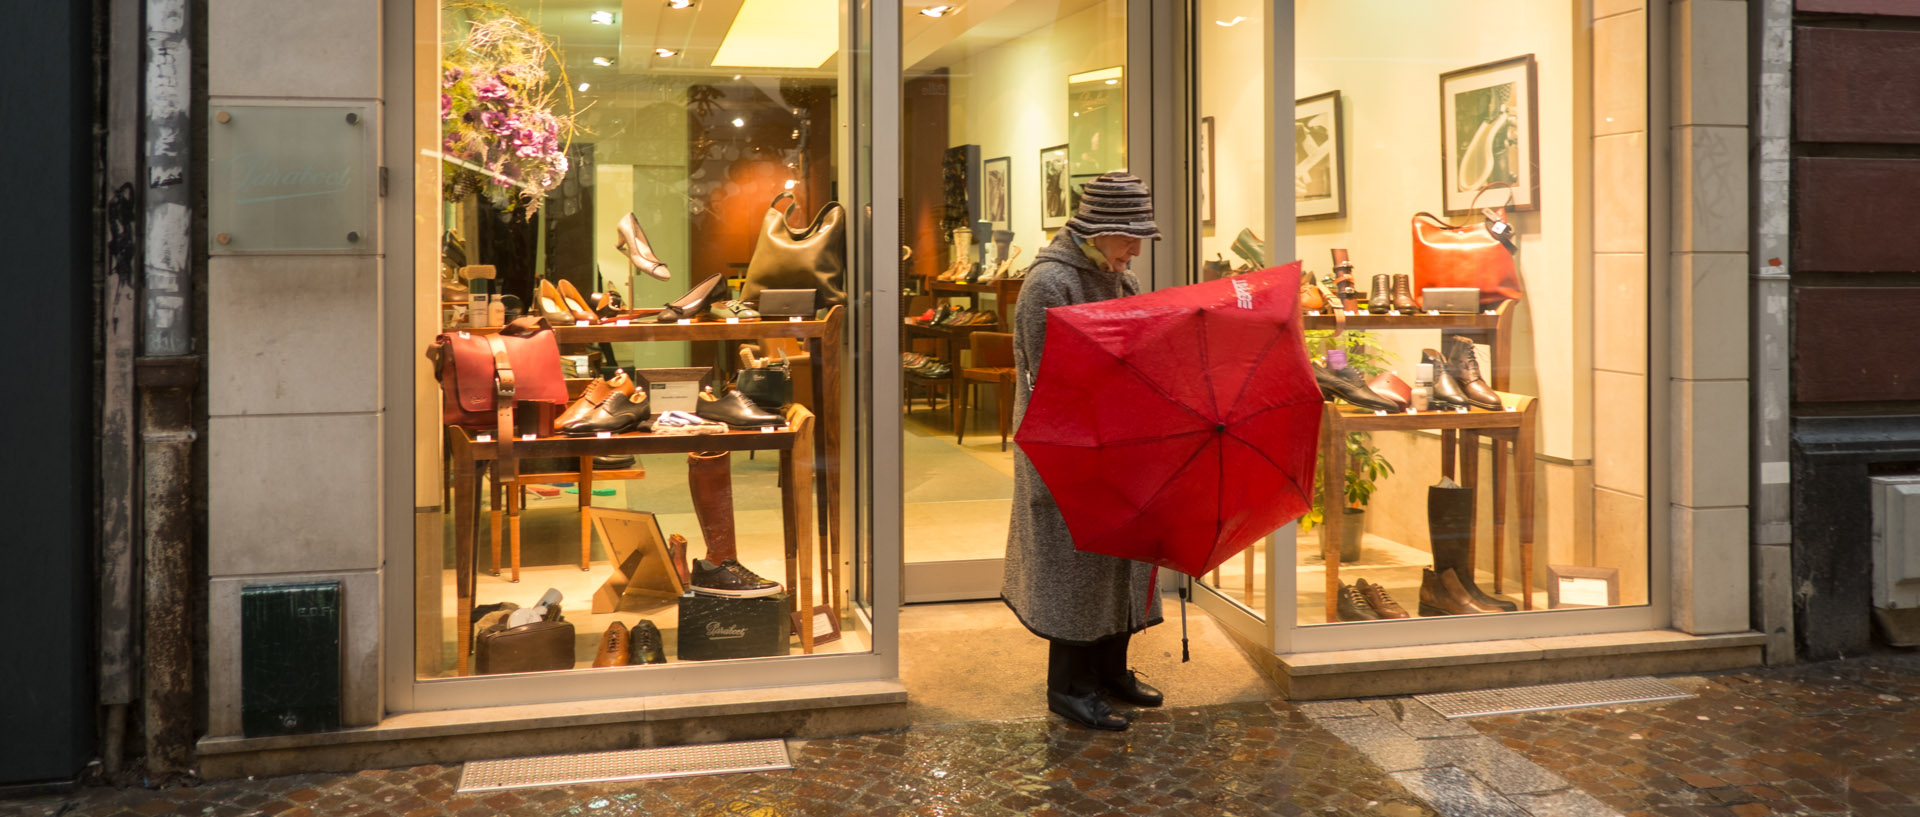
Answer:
(1429, 479, 1518, 611)
(666, 533, 692, 588)
(687, 452, 738, 563)
(593, 621, 631, 667)
(1368, 274, 1391, 315)
(1442, 335, 1503, 410)
(1391, 274, 1417, 312)
(1418, 568, 1498, 616)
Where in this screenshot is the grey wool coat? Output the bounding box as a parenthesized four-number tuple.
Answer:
(1001, 231, 1164, 645)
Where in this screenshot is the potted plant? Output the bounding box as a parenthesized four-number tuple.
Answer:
(1299, 329, 1396, 562)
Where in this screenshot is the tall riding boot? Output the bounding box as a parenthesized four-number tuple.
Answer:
(687, 452, 738, 564)
(1428, 477, 1518, 611)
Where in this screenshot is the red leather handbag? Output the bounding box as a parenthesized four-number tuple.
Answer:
(426, 316, 568, 482)
(1410, 197, 1522, 307)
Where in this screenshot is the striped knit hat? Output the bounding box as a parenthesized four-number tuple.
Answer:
(1065, 171, 1163, 241)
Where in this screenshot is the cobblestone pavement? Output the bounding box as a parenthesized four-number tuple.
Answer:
(1468, 653, 1920, 817)
(2, 701, 1437, 817)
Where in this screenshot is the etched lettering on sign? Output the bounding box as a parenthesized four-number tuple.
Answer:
(705, 622, 748, 640)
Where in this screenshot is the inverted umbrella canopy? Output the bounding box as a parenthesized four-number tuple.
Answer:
(1015, 262, 1322, 577)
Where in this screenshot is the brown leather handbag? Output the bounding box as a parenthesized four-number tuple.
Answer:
(474, 620, 576, 674)
(425, 316, 568, 483)
(1410, 194, 1522, 307)
(742, 191, 847, 307)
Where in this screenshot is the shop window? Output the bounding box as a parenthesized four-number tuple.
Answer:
(415, 0, 866, 679)
(1195, 1, 1651, 629)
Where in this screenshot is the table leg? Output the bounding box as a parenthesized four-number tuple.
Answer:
(454, 457, 478, 677)
(578, 456, 594, 571)
(1491, 439, 1508, 594)
(782, 446, 816, 654)
(1460, 430, 1481, 594)
(508, 486, 522, 584)
(488, 479, 502, 576)
(1440, 429, 1458, 480)
(1517, 409, 1537, 610)
(1321, 410, 1344, 624)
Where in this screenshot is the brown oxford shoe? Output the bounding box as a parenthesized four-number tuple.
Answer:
(593, 621, 631, 667)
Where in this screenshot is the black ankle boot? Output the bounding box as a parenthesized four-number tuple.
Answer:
(1101, 670, 1164, 707)
(1048, 690, 1129, 730)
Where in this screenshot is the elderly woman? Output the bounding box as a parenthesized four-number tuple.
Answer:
(1003, 172, 1165, 731)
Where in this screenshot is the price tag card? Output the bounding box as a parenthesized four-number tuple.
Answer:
(1483, 309, 1497, 315)
(1455, 407, 1469, 414)
(677, 319, 693, 325)
(788, 316, 803, 323)
(726, 317, 740, 324)
(457, 330, 471, 339)
(1388, 310, 1401, 316)
(596, 431, 612, 438)
(760, 425, 778, 433)
(1426, 310, 1440, 316)
(1407, 408, 1420, 414)
(1505, 406, 1518, 412)
(475, 434, 492, 442)
(521, 433, 536, 441)
(614, 319, 631, 327)
(1345, 310, 1358, 316)
(1373, 410, 1388, 416)
(1307, 310, 1321, 316)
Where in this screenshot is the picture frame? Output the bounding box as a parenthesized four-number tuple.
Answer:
(1439, 54, 1538, 216)
(1039, 144, 1070, 229)
(635, 367, 714, 415)
(1069, 174, 1101, 221)
(1293, 91, 1345, 222)
(1198, 116, 1216, 226)
(982, 156, 1011, 232)
(1546, 565, 1621, 609)
(790, 604, 842, 646)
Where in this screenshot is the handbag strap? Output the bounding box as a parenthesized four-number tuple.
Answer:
(770, 190, 800, 219)
(486, 335, 519, 484)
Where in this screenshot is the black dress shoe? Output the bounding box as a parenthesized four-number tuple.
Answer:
(654, 274, 728, 323)
(592, 454, 636, 469)
(1047, 690, 1129, 731)
(559, 391, 650, 435)
(1101, 670, 1164, 707)
(696, 389, 783, 428)
(1313, 362, 1403, 413)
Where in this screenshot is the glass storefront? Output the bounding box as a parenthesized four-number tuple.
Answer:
(413, 0, 872, 680)
(1195, 1, 1652, 639)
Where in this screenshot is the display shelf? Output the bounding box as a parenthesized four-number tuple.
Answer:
(928, 276, 1024, 325)
(903, 318, 1003, 431)
(1317, 394, 1538, 623)
(1305, 298, 1516, 390)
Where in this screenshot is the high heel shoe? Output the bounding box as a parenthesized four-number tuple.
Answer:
(653, 274, 728, 323)
(615, 213, 672, 282)
(537, 280, 577, 326)
(557, 279, 599, 325)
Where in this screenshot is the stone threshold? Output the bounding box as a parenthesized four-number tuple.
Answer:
(196, 680, 908, 780)
(1224, 628, 1766, 700)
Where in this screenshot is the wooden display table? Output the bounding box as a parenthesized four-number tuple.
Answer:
(447, 404, 822, 675)
(1318, 393, 1538, 622)
(902, 318, 1002, 431)
(1301, 300, 1517, 390)
(928, 276, 1025, 325)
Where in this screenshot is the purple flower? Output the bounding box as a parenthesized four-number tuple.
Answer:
(443, 66, 463, 86)
(440, 93, 452, 118)
(481, 110, 513, 135)
(475, 76, 512, 101)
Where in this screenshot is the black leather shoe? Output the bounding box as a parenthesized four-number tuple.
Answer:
(1048, 690, 1129, 731)
(690, 558, 783, 598)
(629, 619, 668, 664)
(697, 388, 783, 428)
(592, 454, 636, 469)
(1313, 362, 1403, 413)
(559, 391, 650, 435)
(654, 274, 728, 323)
(1102, 670, 1164, 707)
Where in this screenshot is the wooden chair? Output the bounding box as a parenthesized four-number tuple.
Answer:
(956, 331, 1015, 450)
(486, 380, 647, 582)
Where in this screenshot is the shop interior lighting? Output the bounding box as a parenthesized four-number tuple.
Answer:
(592, 56, 614, 67)
(1215, 16, 1247, 27)
(1104, 79, 1118, 85)
(732, 117, 746, 128)
(711, 0, 837, 69)
(589, 10, 615, 24)
(784, 180, 797, 190)
(578, 82, 591, 92)
(920, 4, 955, 17)
(667, 0, 695, 8)
(655, 47, 679, 58)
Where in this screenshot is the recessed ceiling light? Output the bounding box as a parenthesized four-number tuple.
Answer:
(712, 0, 838, 69)
(731, 117, 745, 128)
(667, 0, 694, 8)
(577, 82, 591, 92)
(784, 180, 797, 190)
(1215, 16, 1247, 27)
(1104, 79, 1117, 85)
(921, 4, 955, 17)
(655, 47, 679, 58)
(589, 10, 615, 25)
(592, 56, 614, 67)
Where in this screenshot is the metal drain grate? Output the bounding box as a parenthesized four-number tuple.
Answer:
(458, 739, 792, 792)
(1414, 676, 1691, 719)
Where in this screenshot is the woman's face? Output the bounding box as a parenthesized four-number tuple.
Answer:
(1090, 234, 1142, 272)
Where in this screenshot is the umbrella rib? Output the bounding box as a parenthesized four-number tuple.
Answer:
(1222, 425, 1312, 501)
(1221, 331, 1284, 420)
(1052, 320, 1215, 426)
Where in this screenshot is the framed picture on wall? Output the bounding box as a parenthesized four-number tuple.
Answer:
(1294, 91, 1345, 221)
(1039, 144, 1070, 229)
(983, 156, 1011, 232)
(1198, 116, 1216, 226)
(1439, 54, 1538, 215)
(1069, 174, 1100, 219)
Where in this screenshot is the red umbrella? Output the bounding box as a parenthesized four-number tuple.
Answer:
(1016, 262, 1322, 577)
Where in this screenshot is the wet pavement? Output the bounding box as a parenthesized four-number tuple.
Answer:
(10, 653, 1920, 817)
(1, 702, 1437, 817)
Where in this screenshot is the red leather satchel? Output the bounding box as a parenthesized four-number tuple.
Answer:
(426, 316, 568, 483)
(1410, 207, 1522, 307)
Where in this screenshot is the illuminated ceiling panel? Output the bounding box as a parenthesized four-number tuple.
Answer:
(710, 0, 839, 69)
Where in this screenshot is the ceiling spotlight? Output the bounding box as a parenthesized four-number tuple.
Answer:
(589, 10, 615, 24)
(1104, 79, 1118, 85)
(577, 82, 591, 92)
(784, 180, 797, 190)
(920, 4, 955, 18)
(592, 56, 614, 67)
(666, 0, 694, 8)
(731, 117, 745, 128)
(655, 47, 679, 58)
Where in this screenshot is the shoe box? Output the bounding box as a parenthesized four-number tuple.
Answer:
(676, 592, 792, 661)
